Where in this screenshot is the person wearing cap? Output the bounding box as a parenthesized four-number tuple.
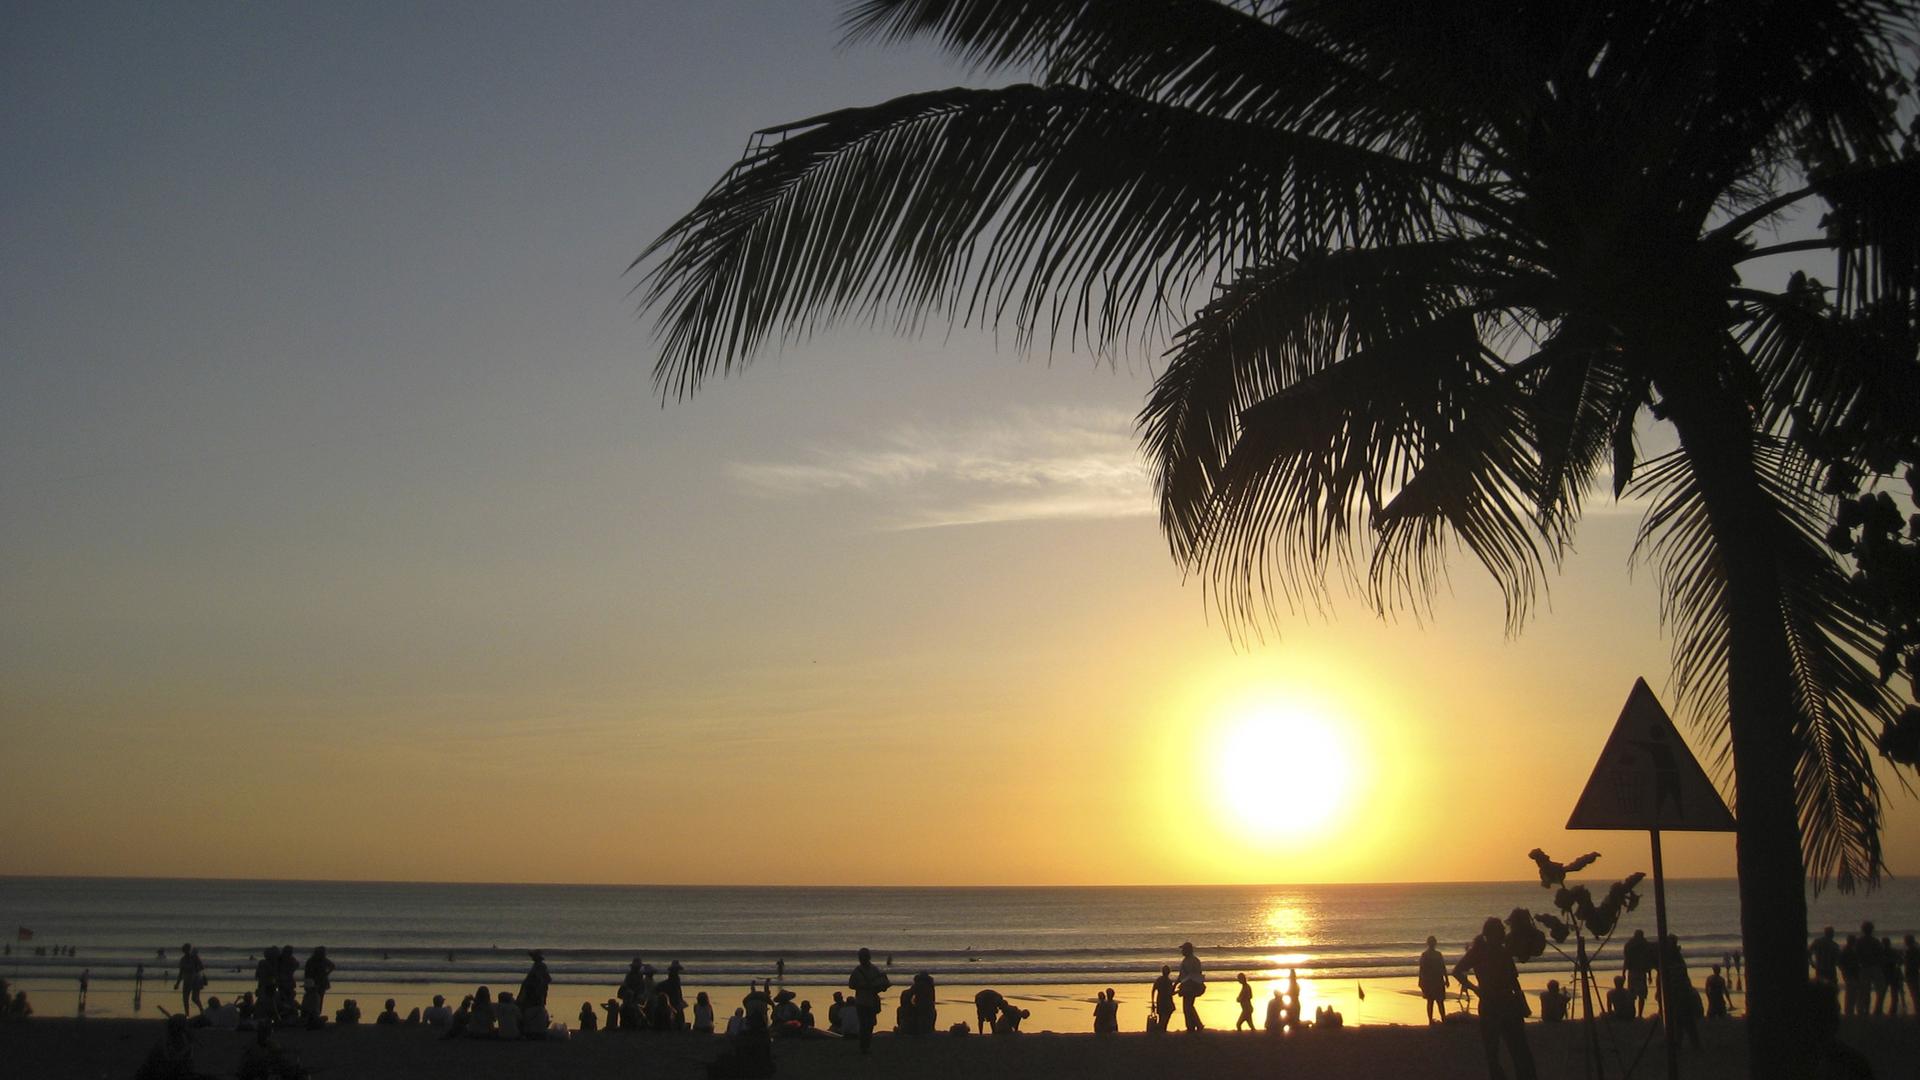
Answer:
(519, 951, 551, 1012)
(847, 948, 890, 1054)
(1176, 942, 1206, 1031)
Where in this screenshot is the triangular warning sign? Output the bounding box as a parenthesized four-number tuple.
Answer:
(1567, 678, 1736, 832)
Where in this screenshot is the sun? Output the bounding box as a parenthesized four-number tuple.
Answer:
(1213, 703, 1354, 843)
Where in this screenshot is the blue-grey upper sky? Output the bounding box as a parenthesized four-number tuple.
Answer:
(3, 1, 1912, 885)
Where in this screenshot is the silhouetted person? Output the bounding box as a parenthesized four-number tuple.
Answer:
(1150, 965, 1174, 1032)
(1660, 934, 1702, 1050)
(1419, 936, 1449, 1023)
(252, 949, 280, 1031)
(174, 944, 205, 1015)
(900, 971, 936, 1035)
(519, 951, 551, 1012)
(847, 947, 889, 1054)
(694, 990, 715, 1033)
(1857, 923, 1884, 1015)
(1286, 969, 1303, 1029)
(1264, 989, 1284, 1032)
(77, 968, 89, 1016)
(376, 999, 399, 1025)
(134, 1014, 202, 1080)
(578, 1001, 598, 1032)
(776, 958, 785, 983)
(1453, 916, 1537, 1080)
(424, 995, 452, 1028)
(1810, 926, 1840, 986)
(464, 986, 494, 1037)
(275, 945, 298, 1021)
(1839, 934, 1862, 1015)
(1539, 980, 1569, 1022)
(334, 998, 361, 1026)
(301, 946, 333, 1029)
(1176, 941, 1205, 1032)
(1706, 965, 1730, 1018)
(601, 998, 620, 1031)
(1235, 973, 1254, 1030)
(975, 988, 1008, 1034)
(1904, 935, 1919, 1015)
(495, 990, 521, 1039)
(1623, 930, 1654, 1017)
(1880, 937, 1902, 1015)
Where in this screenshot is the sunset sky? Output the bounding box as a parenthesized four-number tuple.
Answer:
(5, 1, 1915, 887)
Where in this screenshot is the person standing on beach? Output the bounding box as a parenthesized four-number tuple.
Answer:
(1419, 936, 1450, 1023)
(174, 944, 205, 1015)
(1234, 973, 1255, 1030)
(848, 948, 889, 1053)
(253, 948, 281, 1029)
(1452, 916, 1537, 1080)
(1176, 942, 1206, 1031)
(301, 946, 333, 1030)
(1150, 965, 1175, 1033)
(519, 951, 551, 1013)
(1622, 930, 1655, 1017)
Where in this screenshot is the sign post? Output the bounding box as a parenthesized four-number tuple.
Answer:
(1567, 678, 1737, 1080)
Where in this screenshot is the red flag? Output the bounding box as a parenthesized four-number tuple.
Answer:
(16, 927, 31, 941)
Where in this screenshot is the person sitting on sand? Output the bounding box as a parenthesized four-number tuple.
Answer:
(423, 995, 452, 1028)
(800, 1000, 817, 1030)
(1149, 965, 1175, 1033)
(405, 1007, 420, 1024)
(579, 1001, 598, 1032)
(191, 997, 239, 1030)
(1419, 936, 1450, 1023)
(463, 987, 495, 1037)
(1606, 976, 1633, 1021)
(1539, 980, 1569, 1023)
(495, 990, 522, 1040)
(743, 980, 774, 1033)
(724, 1007, 745, 1037)
(1235, 973, 1255, 1030)
(522, 996, 551, 1038)
(376, 998, 400, 1025)
(772, 988, 802, 1031)
(334, 998, 361, 1026)
(694, 990, 715, 1033)
(827, 991, 845, 1032)
(1265, 989, 1284, 1032)
(134, 1014, 204, 1080)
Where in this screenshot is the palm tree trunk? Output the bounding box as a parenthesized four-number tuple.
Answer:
(1657, 365, 1814, 1079)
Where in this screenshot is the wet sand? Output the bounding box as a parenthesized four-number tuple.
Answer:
(6, 1016, 1919, 1080)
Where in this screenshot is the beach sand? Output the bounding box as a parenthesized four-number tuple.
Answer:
(7, 1017, 1918, 1079)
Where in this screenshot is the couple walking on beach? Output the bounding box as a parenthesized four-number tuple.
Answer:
(1149, 942, 1208, 1032)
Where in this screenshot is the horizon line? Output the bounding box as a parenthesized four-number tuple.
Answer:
(0, 871, 1749, 890)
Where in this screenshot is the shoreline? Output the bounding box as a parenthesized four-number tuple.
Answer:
(6, 1016, 1919, 1080)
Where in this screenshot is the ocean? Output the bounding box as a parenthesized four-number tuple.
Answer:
(3, 877, 1914, 1029)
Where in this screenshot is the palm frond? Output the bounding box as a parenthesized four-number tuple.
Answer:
(638, 83, 1452, 398)
(1631, 435, 1901, 889)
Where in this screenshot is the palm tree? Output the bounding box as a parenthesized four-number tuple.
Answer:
(635, 2, 1919, 1072)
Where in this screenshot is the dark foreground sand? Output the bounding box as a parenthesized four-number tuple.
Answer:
(5, 1017, 1917, 1080)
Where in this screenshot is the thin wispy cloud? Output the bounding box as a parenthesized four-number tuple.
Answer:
(730, 407, 1155, 529)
